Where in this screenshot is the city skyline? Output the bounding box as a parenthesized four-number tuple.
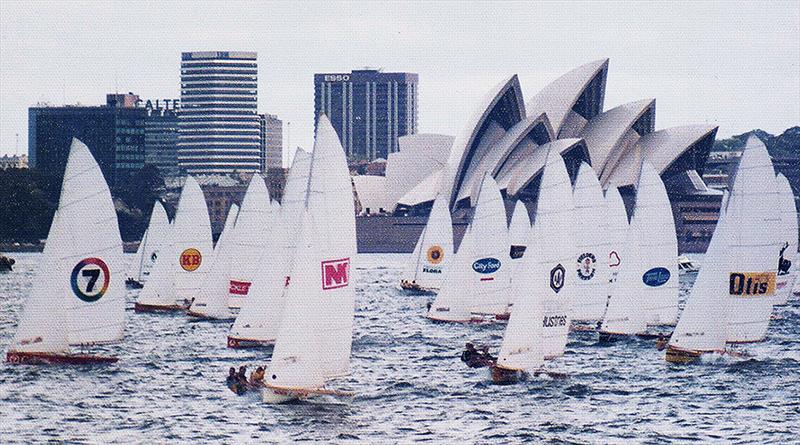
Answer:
(1, 1, 798, 165)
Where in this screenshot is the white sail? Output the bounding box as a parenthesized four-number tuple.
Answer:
(12, 139, 125, 351)
(669, 191, 730, 354)
(725, 136, 781, 343)
(138, 176, 213, 308)
(497, 225, 545, 372)
(266, 115, 356, 395)
(635, 162, 679, 326)
(188, 203, 239, 319)
(136, 224, 176, 308)
(774, 173, 798, 305)
(401, 192, 454, 291)
(127, 202, 169, 283)
(600, 214, 647, 336)
(605, 186, 629, 298)
(231, 150, 311, 345)
(428, 174, 511, 321)
(531, 150, 575, 359)
(570, 162, 611, 321)
(508, 200, 531, 268)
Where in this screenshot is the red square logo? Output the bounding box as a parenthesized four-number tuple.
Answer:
(229, 280, 252, 295)
(321, 258, 350, 290)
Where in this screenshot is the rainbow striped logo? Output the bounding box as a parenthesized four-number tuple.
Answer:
(71, 257, 110, 302)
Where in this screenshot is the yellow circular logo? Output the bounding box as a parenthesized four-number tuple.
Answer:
(180, 248, 202, 272)
(427, 245, 444, 264)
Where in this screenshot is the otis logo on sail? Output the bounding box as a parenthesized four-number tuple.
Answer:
(322, 258, 350, 290)
(180, 248, 202, 272)
(229, 280, 252, 295)
(729, 272, 776, 296)
(472, 258, 501, 274)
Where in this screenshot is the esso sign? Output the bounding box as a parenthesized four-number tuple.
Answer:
(324, 74, 350, 82)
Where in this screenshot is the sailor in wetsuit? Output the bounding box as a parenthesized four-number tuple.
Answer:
(779, 242, 792, 275)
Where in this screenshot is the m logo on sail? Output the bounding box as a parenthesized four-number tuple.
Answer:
(322, 258, 350, 290)
(729, 272, 776, 297)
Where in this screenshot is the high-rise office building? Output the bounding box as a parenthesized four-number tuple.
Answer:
(314, 69, 418, 161)
(259, 113, 283, 171)
(178, 51, 260, 175)
(144, 99, 180, 177)
(28, 93, 146, 189)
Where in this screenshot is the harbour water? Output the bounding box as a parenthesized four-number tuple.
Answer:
(1, 253, 798, 443)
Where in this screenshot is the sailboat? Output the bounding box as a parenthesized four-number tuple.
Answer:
(7, 139, 125, 365)
(506, 200, 531, 310)
(725, 137, 781, 344)
(135, 176, 214, 312)
(667, 136, 781, 361)
(527, 150, 575, 359)
(774, 173, 798, 305)
(187, 203, 240, 320)
(263, 115, 355, 403)
(571, 162, 610, 323)
(126, 201, 169, 289)
(426, 173, 511, 323)
(605, 186, 629, 300)
(399, 192, 454, 295)
(228, 150, 310, 348)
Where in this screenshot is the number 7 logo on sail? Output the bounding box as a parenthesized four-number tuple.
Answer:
(321, 258, 350, 290)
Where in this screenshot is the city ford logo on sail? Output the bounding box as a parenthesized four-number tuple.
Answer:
(642, 267, 671, 287)
(472, 258, 501, 274)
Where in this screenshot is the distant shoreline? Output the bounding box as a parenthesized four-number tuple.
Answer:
(1, 242, 141, 254)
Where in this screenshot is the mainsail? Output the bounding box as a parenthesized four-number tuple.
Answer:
(127, 202, 170, 284)
(774, 173, 798, 305)
(401, 192, 454, 292)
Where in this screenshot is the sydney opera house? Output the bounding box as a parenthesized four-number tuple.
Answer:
(352, 59, 722, 252)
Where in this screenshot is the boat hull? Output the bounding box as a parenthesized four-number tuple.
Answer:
(597, 331, 629, 343)
(399, 281, 437, 296)
(227, 336, 275, 349)
(665, 346, 702, 364)
(186, 310, 235, 322)
(491, 366, 526, 385)
(134, 302, 187, 313)
(125, 278, 144, 289)
(262, 385, 353, 404)
(6, 351, 118, 365)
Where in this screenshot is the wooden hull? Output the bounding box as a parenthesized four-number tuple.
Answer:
(6, 351, 118, 365)
(186, 310, 234, 322)
(399, 281, 437, 296)
(134, 302, 187, 313)
(665, 346, 702, 364)
(227, 336, 275, 349)
(491, 366, 525, 385)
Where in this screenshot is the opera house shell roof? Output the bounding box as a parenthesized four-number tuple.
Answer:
(352, 59, 718, 216)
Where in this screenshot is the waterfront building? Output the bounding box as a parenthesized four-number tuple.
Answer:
(314, 69, 418, 161)
(259, 113, 283, 171)
(0, 154, 28, 170)
(179, 51, 260, 175)
(28, 93, 146, 188)
(144, 99, 180, 177)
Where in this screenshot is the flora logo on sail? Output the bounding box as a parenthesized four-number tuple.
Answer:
(71, 257, 110, 303)
(729, 272, 776, 297)
(472, 258, 501, 274)
(322, 258, 350, 290)
(426, 245, 444, 265)
(229, 280, 252, 295)
(180, 248, 202, 272)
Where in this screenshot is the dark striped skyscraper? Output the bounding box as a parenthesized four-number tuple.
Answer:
(179, 51, 260, 175)
(314, 69, 418, 161)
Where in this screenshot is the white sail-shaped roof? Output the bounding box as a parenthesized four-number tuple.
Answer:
(386, 134, 452, 212)
(428, 174, 511, 321)
(571, 162, 611, 321)
(525, 59, 609, 139)
(500, 138, 588, 197)
(725, 136, 782, 343)
(775, 173, 798, 305)
(12, 139, 125, 351)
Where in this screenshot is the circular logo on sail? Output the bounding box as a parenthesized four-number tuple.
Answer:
(180, 248, 202, 272)
(642, 267, 671, 287)
(472, 257, 501, 274)
(550, 263, 565, 293)
(427, 245, 444, 265)
(71, 257, 110, 303)
(577, 252, 596, 281)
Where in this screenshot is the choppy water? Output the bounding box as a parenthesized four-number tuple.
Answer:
(1, 252, 799, 444)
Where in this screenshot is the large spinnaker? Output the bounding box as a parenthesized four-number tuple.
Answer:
(635, 162, 679, 326)
(571, 162, 610, 321)
(427, 174, 511, 321)
(775, 173, 798, 305)
(725, 136, 781, 343)
(534, 149, 575, 359)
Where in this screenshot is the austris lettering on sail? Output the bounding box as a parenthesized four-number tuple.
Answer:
(322, 258, 350, 290)
(729, 272, 776, 297)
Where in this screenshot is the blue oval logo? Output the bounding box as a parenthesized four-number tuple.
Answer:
(472, 258, 501, 274)
(642, 267, 671, 287)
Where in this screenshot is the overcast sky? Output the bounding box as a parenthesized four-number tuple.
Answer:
(1, 1, 798, 164)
